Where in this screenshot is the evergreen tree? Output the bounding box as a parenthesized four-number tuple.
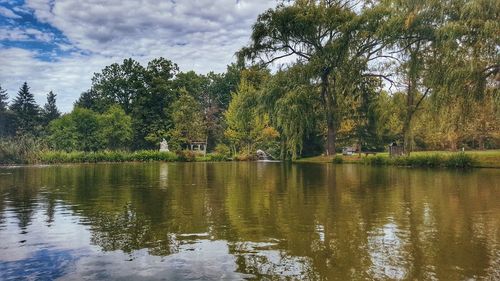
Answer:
(0, 84, 16, 137)
(0, 84, 8, 111)
(10, 82, 40, 135)
(42, 91, 61, 125)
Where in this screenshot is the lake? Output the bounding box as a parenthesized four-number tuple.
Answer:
(0, 162, 498, 280)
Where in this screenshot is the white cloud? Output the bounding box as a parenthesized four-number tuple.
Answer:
(0, 6, 21, 19)
(0, 48, 117, 112)
(0, 0, 276, 111)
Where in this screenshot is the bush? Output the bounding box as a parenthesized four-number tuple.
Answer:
(38, 150, 179, 163)
(0, 136, 45, 164)
(214, 144, 231, 158)
(363, 152, 475, 168)
(333, 155, 343, 164)
(445, 152, 475, 168)
(234, 151, 256, 161)
(196, 153, 229, 162)
(175, 150, 197, 162)
(362, 155, 388, 165)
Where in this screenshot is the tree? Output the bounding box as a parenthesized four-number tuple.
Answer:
(42, 91, 60, 126)
(224, 72, 279, 156)
(0, 84, 8, 111)
(47, 114, 78, 151)
(240, 0, 388, 155)
(137, 57, 178, 148)
(0, 85, 16, 137)
(70, 108, 103, 151)
(10, 82, 40, 135)
(99, 106, 133, 150)
(90, 58, 147, 114)
(260, 65, 321, 159)
(169, 89, 206, 150)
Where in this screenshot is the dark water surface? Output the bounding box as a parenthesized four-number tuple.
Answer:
(0, 163, 498, 280)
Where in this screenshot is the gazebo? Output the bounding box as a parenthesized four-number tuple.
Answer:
(187, 141, 207, 155)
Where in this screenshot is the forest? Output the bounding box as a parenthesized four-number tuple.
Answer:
(0, 0, 498, 163)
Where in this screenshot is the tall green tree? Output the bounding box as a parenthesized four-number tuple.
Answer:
(0, 85, 16, 137)
(42, 91, 60, 126)
(71, 108, 103, 151)
(169, 89, 206, 150)
(87, 58, 147, 114)
(261, 65, 321, 159)
(240, 0, 388, 155)
(138, 57, 179, 148)
(10, 82, 40, 135)
(47, 114, 78, 151)
(381, 0, 441, 154)
(99, 106, 133, 150)
(0, 85, 8, 111)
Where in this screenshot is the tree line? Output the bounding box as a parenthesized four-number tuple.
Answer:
(1, 0, 498, 159)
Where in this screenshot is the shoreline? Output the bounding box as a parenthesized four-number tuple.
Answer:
(1, 150, 499, 169)
(293, 150, 500, 169)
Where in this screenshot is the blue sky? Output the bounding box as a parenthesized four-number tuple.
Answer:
(0, 0, 274, 112)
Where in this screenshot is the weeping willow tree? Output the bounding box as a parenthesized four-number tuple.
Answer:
(380, 0, 443, 154)
(259, 65, 322, 159)
(239, 0, 391, 156)
(424, 0, 499, 149)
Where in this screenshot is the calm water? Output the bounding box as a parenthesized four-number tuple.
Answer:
(0, 163, 499, 280)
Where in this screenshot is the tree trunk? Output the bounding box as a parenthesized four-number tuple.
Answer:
(402, 114, 413, 156)
(320, 71, 336, 156)
(403, 56, 417, 156)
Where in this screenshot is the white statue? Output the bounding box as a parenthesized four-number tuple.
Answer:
(159, 139, 169, 152)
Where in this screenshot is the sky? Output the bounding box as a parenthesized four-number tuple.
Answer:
(0, 0, 275, 112)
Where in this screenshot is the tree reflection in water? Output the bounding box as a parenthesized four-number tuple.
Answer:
(0, 163, 498, 280)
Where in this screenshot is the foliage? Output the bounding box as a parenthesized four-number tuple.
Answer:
(10, 82, 40, 135)
(0, 136, 45, 164)
(41, 91, 61, 126)
(333, 155, 343, 164)
(224, 72, 279, 156)
(0, 84, 8, 111)
(99, 106, 133, 150)
(39, 150, 179, 164)
(362, 153, 475, 168)
(169, 89, 206, 149)
(47, 107, 132, 152)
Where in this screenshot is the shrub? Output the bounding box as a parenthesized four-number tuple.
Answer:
(363, 155, 388, 165)
(445, 153, 475, 168)
(333, 155, 343, 164)
(214, 144, 231, 158)
(0, 136, 45, 164)
(176, 150, 197, 162)
(38, 150, 179, 163)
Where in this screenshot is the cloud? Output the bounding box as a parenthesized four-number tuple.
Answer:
(0, 26, 54, 42)
(0, 47, 117, 112)
(0, 0, 276, 111)
(0, 6, 21, 19)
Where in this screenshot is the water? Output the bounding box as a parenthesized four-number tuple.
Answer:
(0, 162, 498, 280)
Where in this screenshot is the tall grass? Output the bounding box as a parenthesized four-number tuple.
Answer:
(362, 152, 475, 168)
(37, 150, 230, 164)
(0, 137, 45, 164)
(39, 150, 179, 163)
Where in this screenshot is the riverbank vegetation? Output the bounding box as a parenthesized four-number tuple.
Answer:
(296, 150, 500, 168)
(0, 0, 498, 165)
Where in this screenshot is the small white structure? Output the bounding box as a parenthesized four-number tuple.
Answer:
(188, 141, 207, 156)
(159, 139, 169, 152)
(342, 146, 356, 155)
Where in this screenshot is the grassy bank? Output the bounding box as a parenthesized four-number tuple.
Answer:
(0, 150, 229, 164)
(295, 150, 500, 168)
